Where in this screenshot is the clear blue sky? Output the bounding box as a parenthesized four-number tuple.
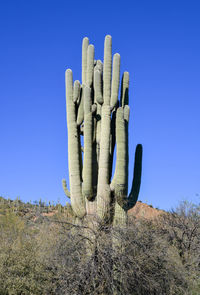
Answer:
(0, 0, 199, 210)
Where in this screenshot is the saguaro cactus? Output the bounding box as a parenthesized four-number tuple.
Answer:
(63, 35, 143, 226)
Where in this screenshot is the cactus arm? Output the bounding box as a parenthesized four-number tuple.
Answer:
(114, 144, 142, 211)
(94, 70, 103, 104)
(124, 105, 130, 191)
(62, 179, 70, 198)
(77, 38, 89, 125)
(126, 144, 143, 210)
(96, 59, 103, 72)
(109, 107, 117, 181)
(82, 37, 89, 85)
(77, 86, 85, 125)
(110, 107, 127, 194)
(73, 80, 81, 103)
(103, 35, 112, 105)
(97, 105, 111, 219)
(65, 69, 86, 218)
(120, 71, 129, 107)
(82, 86, 93, 200)
(86, 44, 94, 87)
(110, 53, 120, 109)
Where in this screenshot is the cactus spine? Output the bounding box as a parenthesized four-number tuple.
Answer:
(63, 35, 143, 226)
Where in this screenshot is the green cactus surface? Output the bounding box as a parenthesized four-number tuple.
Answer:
(63, 35, 143, 225)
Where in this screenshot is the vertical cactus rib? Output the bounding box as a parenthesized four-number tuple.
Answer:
(65, 69, 86, 217)
(120, 71, 129, 107)
(82, 86, 93, 200)
(110, 53, 120, 109)
(103, 35, 112, 105)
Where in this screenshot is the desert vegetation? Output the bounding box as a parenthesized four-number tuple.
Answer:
(0, 197, 199, 294)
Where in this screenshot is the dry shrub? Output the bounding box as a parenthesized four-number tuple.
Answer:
(0, 201, 199, 295)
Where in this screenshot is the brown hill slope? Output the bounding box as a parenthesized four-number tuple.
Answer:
(128, 201, 165, 220)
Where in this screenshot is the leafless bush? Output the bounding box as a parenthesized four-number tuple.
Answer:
(47, 216, 192, 295)
(0, 200, 199, 294)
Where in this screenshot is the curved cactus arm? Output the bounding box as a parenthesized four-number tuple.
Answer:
(62, 179, 70, 198)
(110, 53, 120, 110)
(115, 144, 143, 210)
(65, 69, 86, 218)
(126, 144, 143, 210)
(120, 71, 129, 107)
(82, 86, 93, 200)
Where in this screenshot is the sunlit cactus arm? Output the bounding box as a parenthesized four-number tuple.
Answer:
(103, 35, 112, 105)
(82, 37, 89, 84)
(94, 68, 103, 165)
(97, 104, 111, 219)
(62, 179, 70, 198)
(96, 59, 103, 72)
(111, 73, 130, 194)
(110, 107, 127, 195)
(124, 105, 130, 191)
(110, 53, 120, 109)
(86, 44, 94, 87)
(82, 86, 93, 200)
(73, 80, 81, 103)
(94, 70, 103, 105)
(65, 69, 86, 218)
(77, 37, 89, 125)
